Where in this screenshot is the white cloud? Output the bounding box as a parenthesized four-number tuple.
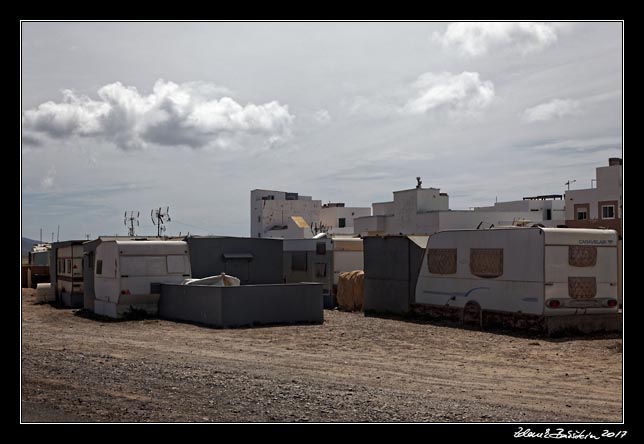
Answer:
(22, 79, 295, 151)
(434, 22, 558, 57)
(41, 166, 56, 190)
(313, 109, 331, 124)
(522, 98, 580, 123)
(402, 71, 495, 116)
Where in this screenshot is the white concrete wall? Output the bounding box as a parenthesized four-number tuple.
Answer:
(416, 188, 449, 212)
(413, 212, 440, 235)
(476, 201, 529, 212)
(373, 201, 394, 216)
(392, 190, 419, 236)
(474, 199, 565, 226)
(438, 211, 537, 231)
(320, 206, 371, 230)
(353, 215, 388, 235)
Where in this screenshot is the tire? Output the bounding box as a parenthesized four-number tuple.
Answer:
(462, 301, 482, 328)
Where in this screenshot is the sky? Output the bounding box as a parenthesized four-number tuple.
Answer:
(21, 21, 623, 241)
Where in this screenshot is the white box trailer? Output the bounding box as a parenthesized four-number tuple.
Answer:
(94, 240, 191, 318)
(414, 227, 620, 334)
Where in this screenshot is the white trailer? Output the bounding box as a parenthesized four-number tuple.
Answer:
(330, 237, 364, 285)
(93, 240, 191, 318)
(415, 227, 619, 334)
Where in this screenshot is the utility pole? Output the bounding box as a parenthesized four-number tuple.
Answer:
(57, 225, 59, 242)
(151, 207, 171, 237)
(565, 180, 576, 191)
(124, 211, 140, 236)
(51, 232, 54, 243)
(40, 228, 42, 242)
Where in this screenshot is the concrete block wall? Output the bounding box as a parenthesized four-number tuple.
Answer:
(159, 283, 323, 328)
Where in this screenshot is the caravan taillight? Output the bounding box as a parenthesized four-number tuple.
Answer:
(607, 299, 618, 308)
(547, 299, 561, 308)
(120, 289, 131, 295)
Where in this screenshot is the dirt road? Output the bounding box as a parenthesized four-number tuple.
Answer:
(20, 289, 622, 423)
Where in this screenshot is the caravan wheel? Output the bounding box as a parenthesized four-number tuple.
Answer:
(462, 301, 482, 328)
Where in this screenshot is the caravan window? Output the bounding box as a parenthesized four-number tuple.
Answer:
(96, 260, 103, 275)
(291, 251, 307, 271)
(470, 249, 503, 278)
(427, 249, 457, 275)
(65, 259, 71, 274)
(315, 262, 327, 277)
(569, 246, 597, 267)
(568, 277, 597, 299)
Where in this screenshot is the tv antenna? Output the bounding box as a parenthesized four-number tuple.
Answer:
(565, 180, 576, 191)
(124, 211, 140, 236)
(151, 207, 171, 237)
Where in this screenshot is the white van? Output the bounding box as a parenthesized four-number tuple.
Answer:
(415, 227, 619, 333)
(94, 240, 191, 318)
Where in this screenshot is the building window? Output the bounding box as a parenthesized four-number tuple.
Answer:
(427, 249, 457, 275)
(291, 251, 307, 271)
(470, 249, 503, 278)
(601, 205, 615, 219)
(257, 216, 261, 222)
(546, 209, 552, 220)
(96, 260, 103, 275)
(576, 208, 588, 220)
(65, 259, 71, 274)
(338, 218, 346, 228)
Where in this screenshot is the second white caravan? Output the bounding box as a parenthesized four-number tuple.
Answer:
(414, 227, 619, 334)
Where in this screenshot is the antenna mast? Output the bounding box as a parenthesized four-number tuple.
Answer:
(124, 210, 140, 237)
(151, 207, 171, 237)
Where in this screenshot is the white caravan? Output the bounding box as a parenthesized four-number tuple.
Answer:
(93, 240, 191, 318)
(415, 228, 619, 332)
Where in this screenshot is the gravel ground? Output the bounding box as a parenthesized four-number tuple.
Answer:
(20, 289, 623, 423)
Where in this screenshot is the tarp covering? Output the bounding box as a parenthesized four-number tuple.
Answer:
(336, 270, 364, 311)
(182, 273, 241, 287)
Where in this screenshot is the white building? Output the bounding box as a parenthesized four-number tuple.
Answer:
(354, 183, 565, 237)
(320, 203, 371, 236)
(251, 189, 370, 239)
(564, 158, 622, 234)
(251, 189, 321, 239)
(474, 195, 566, 227)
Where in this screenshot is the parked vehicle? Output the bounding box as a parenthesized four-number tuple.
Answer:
(414, 227, 619, 334)
(93, 240, 191, 318)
